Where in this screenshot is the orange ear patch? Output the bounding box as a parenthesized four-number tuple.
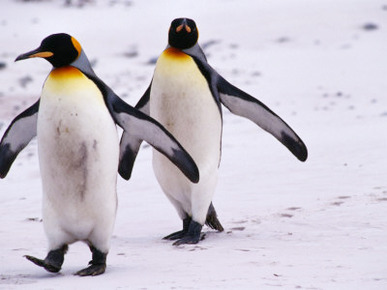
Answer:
(71, 37, 82, 56)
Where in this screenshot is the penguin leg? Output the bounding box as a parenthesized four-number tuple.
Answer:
(25, 245, 68, 273)
(172, 220, 204, 246)
(75, 245, 107, 276)
(163, 216, 191, 240)
(205, 202, 224, 232)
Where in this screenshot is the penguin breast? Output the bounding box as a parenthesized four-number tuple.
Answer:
(150, 48, 222, 174)
(37, 66, 118, 205)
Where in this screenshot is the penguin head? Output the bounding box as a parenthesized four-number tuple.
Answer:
(15, 33, 82, 68)
(168, 18, 198, 49)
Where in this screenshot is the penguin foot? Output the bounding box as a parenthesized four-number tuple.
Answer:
(25, 255, 61, 273)
(75, 245, 107, 276)
(173, 232, 206, 246)
(173, 220, 203, 246)
(75, 263, 106, 276)
(25, 245, 67, 273)
(206, 202, 224, 232)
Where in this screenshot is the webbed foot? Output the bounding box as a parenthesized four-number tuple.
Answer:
(75, 263, 106, 276)
(173, 220, 203, 246)
(25, 245, 67, 273)
(74, 245, 107, 277)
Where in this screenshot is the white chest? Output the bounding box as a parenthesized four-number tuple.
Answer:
(150, 49, 222, 166)
(37, 67, 118, 202)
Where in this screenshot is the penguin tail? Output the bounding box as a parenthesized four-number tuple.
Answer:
(205, 202, 224, 232)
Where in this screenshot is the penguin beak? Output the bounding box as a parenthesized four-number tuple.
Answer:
(15, 47, 54, 62)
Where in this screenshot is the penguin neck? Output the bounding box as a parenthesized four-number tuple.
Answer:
(70, 50, 96, 77)
(43, 66, 103, 103)
(49, 66, 84, 79)
(162, 47, 191, 60)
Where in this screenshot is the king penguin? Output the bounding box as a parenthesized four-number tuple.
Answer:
(0, 33, 199, 275)
(119, 18, 308, 246)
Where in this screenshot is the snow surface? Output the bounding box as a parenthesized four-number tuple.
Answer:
(0, 0, 386, 289)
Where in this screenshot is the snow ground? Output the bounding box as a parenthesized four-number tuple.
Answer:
(0, 0, 386, 289)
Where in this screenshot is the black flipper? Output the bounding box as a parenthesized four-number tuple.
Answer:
(94, 80, 199, 183)
(118, 133, 143, 180)
(217, 77, 307, 161)
(0, 100, 39, 178)
(186, 45, 307, 162)
(79, 66, 197, 182)
(118, 84, 151, 180)
(135, 83, 151, 114)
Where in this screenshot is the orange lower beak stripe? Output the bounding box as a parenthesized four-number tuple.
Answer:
(30, 51, 54, 58)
